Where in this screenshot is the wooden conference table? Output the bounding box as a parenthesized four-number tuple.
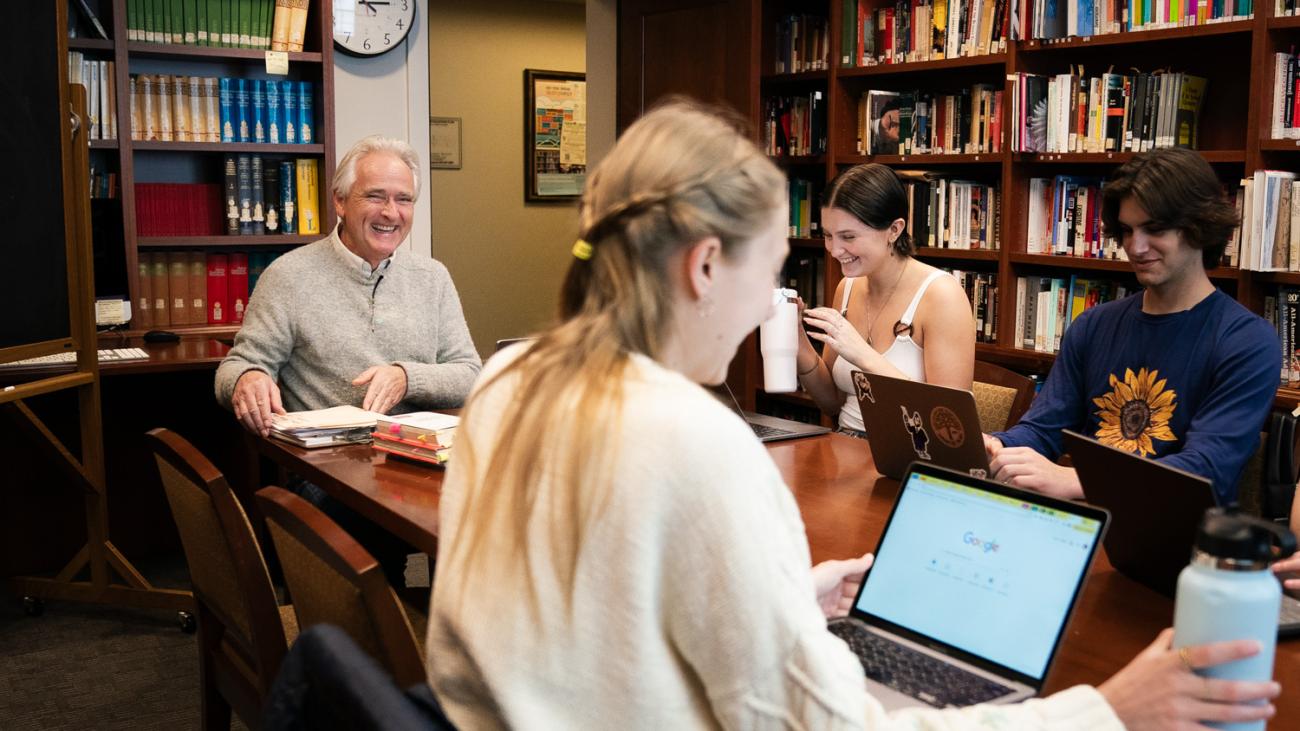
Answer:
(254, 431, 1299, 722)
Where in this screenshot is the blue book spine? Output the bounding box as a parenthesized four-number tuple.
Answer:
(265, 80, 281, 144)
(279, 160, 297, 234)
(251, 80, 266, 144)
(298, 81, 313, 144)
(219, 77, 234, 142)
(235, 78, 251, 143)
(281, 80, 297, 144)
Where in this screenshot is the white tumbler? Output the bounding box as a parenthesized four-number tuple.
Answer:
(760, 288, 799, 393)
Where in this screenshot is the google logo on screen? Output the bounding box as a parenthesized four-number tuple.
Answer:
(963, 531, 1000, 554)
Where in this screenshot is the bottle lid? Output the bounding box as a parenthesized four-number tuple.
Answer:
(1194, 507, 1297, 563)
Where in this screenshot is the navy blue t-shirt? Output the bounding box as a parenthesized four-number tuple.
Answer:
(994, 289, 1280, 504)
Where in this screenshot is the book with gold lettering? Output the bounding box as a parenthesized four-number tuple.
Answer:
(295, 158, 319, 235)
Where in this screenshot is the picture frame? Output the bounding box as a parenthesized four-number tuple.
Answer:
(429, 116, 462, 170)
(524, 69, 586, 203)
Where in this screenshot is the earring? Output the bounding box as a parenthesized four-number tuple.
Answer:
(697, 295, 714, 319)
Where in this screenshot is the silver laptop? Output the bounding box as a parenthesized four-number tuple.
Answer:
(852, 370, 990, 479)
(711, 383, 830, 443)
(1065, 429, 1300, 637)
(830, 462, 1108, 709)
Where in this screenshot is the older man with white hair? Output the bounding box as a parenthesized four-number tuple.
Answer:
(216, 135, 481, 430)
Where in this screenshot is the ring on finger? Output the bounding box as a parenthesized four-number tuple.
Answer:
(1178, 646, 1194, 672)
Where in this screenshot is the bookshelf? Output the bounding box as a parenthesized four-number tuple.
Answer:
(736, 1, 1300, 420)
(68, 0, 336, 339)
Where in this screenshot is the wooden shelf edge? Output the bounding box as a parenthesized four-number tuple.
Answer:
(68, 38, 114, 51)
(1016, 18, 1254, 52)
(125, 41, 322, 63)
(138, 235, 317, 248)
(101, 325, 240, 341)
(761, 69, 829, 83)
(89, 140, 119, 149)
(1260, 139, 1300, 151)
(836, 52, 1007, 78)
(1250, 270, 1300, 285)
(1009, 253, 1132, 271)
(1267, 14, 1300, 30)
(1012, 150, 1244, 164)
(132, 141, 326, 154)
(836, 152, 1004, 165)
(1276, 388, 1300, 410)
(770, 154, 826, 165)
(913, 246, 1000, 261)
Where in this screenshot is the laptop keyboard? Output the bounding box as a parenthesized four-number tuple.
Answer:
(829, 622, 1015, 708)
(749, 422, 793, 439)
(1281, 595, 1300, 631)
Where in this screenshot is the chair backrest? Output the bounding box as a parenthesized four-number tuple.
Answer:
(255, 486, 426, 687)
(265, 624, 455, 730)
(971, 360, 1036, 433)
(145, 428, 288, 710)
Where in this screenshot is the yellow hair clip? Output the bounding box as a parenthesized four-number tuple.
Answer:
(572, 239, 594, 261)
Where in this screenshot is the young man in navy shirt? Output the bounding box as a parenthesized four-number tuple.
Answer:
(987, 148, 1280, 504)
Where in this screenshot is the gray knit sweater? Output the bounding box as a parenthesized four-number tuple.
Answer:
(214, 231, 482, 413)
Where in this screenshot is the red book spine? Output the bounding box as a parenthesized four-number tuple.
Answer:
(228, 252, 249, 324)
(207, 253, 229, 324)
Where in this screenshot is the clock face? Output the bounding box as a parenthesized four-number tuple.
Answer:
(333, 0, 416, 57)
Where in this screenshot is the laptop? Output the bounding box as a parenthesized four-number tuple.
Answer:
(829, 462, 1108, 709)
(710, 382, 830, 443)
(1064, 430, 1300, 637)
(851, 370, 991, 479)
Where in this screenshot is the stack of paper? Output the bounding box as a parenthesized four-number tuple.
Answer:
(269, 405, 384, 449)
(371, 411, 459, 467)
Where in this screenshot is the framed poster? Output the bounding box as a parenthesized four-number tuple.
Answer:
(524, 69, 586, 202)
(429, 116, 462, 169)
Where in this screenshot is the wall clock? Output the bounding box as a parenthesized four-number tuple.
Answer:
(333, 0, 415, 57)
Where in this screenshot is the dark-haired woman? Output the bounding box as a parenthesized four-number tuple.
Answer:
(796, 163, 976, 435)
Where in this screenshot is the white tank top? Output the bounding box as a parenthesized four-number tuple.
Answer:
(832, 270, 945, 432)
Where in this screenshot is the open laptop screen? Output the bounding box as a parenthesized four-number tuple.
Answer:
(854, 470, 1104, 680)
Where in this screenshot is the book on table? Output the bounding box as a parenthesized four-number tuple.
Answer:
(372, 411, 459, 467)
(269, 405, 383, 449)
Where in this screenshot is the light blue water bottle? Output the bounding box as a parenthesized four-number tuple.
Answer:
(1172, 508, 1296, 731)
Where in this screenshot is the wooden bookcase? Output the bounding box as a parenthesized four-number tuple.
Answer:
(68, 0, 335, 340)
(739, 1, 1300, 421)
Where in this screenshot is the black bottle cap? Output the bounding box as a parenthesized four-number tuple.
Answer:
(1195, 507, 1298, 562)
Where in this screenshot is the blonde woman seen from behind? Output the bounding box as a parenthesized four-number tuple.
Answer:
(425, 101, 1278, 730)
(797, 164, 976, 436)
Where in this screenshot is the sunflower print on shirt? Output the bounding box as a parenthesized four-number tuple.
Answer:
(1092, 367, 1178, 457)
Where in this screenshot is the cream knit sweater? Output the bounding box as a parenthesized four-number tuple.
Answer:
(427, 350, 1123, 730)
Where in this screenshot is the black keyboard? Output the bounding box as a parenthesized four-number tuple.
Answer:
(749, 422, 792, 439)
(829, 621, 1014, 708)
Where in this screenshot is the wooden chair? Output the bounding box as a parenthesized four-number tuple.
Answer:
(146, 428, 298, 731)
(255, 485, 426, 687)
(971, 360, 1037, 434)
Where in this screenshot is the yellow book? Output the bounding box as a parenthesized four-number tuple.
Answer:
(271, 0, 292, 51)
(287, 0, 309, 52)
(129, 75, 142, 141)
(296, 158, 319, 235)
(171, 75, 190, 142)
(156, 74, 173, 142)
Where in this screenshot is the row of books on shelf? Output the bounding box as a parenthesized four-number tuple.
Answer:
(90, 166, 118, 199)
(944, 269, 999, 343)
(1014, 275, 1134, 354)
(859, 86, 1003, 156)
(1010, 70, 1206, 154)
(1272, 51, 1300, 140)
(789, 178, 822, 238)
(1023, 1, 1252, 41)
(135, 155, 319, 236)
(130, 75, 314, 145)
(1026, 175, 1123, 258)
(902, 173, 1001, 250)
(838, 0, 1010, 69)
(121, 0, 311, 51)
(69, 53, 117, 141)
(1283, 1, 1300, 17)
(774, 14, 830, 74)
(1238, 169, 1300, 272)
(1264, 287, 1300, 387)
(133, 250, 282, 328)
(763, 92, 827, 157)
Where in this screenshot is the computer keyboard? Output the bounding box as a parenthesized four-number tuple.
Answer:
(829, 621, 1014, 708)
(749, 422, 793, 439)
(0, 347, 149, 368)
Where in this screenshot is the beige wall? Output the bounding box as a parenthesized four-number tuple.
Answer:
(428, 0, 586, 357)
